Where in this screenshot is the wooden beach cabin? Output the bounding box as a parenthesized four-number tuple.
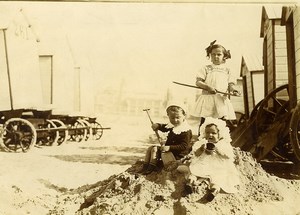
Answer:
(240, 55, 264, 118)
(0, 7, 95, 115)
(23, 8, 96, 116)
(0, 7, 100, 151)
(281, 5, 300, 162)
(0, 8, 43, 112)
(281, 5, 300, 108)
(260, 5, 289, 95)
(0, 8, 57, 151)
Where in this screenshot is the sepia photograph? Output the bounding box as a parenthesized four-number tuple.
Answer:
(0, 0, 300, 214)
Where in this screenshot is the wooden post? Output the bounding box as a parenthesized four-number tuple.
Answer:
(3, 29, 14, 110)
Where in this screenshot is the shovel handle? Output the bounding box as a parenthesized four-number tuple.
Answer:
(144, 109, 163, 145)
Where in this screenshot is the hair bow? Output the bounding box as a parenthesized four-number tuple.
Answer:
(205, 40, 217, 57)
(225, 50, 231, 59)
(205, 40, 231, 60)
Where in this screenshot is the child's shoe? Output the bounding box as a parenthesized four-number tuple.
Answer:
(185, 183, 193, 195)
(136, 163, 149, 174)
(181, 182, 193, 197)
(206, 187, 219, 202)
(142, 164, 157, 175)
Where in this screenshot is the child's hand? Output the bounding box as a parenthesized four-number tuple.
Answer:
(196, 80, 216, 94)
(206, 85, 217, 94)
(228, 84, 240, 96)
(232, 90, 241, 96)
(151, 123, 159, 131)
(189, 175, 198, 184)
(161, 145, 170, 152)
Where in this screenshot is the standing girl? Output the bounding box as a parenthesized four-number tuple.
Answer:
(191, 40, 239, 132)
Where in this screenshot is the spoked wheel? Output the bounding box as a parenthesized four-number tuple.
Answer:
(90, 121, 103, 140)
(253, 114, 291, 161)
(50, 119, 68, 145)
(255, 84, 290, 133)
(236, 111, 247, 126)
(1, 118, 37, 152)
(249, 100, 263, 120)
(289, 102, 300, 162)
(78, 119, 91, 141)
(231, 101, 263, 149)
(250, 85, 291, 161)
(270, 135, 295, 161)
(70, 120, 87, 142)
(36, 120, 59, 146)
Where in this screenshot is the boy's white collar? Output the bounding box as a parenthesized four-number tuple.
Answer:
(165, 120, 191, 134)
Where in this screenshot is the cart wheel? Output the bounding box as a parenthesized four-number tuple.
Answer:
(79, 119, 91, 141)
(252, 115, 291, 161)
(255, 84, 289, 133)
(71, 120, 87, 142)
(36, 120, 59, 146)
(270, 135, 295, 161)
(289, 102, 300, 161)
(50, 119, 68, 145)
(247, 85, 290, 161)
(0, 118, 37, 152)
(249, 100, 263, 120)
(90, 121, 103, 140)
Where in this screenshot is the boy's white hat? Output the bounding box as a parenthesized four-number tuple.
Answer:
(166, 100, 188, 115)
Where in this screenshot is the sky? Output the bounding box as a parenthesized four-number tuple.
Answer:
(0, 2, 288, 100)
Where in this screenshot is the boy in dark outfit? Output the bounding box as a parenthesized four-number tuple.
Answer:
(138, 102, 193, 175)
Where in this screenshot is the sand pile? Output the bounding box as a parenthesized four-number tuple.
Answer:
(50, 147, 300, 215)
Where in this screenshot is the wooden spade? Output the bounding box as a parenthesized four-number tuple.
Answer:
(143, 109, 177, 167)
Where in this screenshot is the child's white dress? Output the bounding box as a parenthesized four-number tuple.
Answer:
(189, 139, 240, 193)
(191, 64, 236, 120)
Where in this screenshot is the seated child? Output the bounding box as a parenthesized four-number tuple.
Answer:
(138, 102, 193, 175)
(177, 117, 240, 201)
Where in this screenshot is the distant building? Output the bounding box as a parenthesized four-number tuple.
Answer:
(95, 88, 164, 117)
(123, 92, 163, 116)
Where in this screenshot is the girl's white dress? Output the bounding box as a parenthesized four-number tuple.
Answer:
(189, 139, 240, 193)
(191, 64, 236, 120)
